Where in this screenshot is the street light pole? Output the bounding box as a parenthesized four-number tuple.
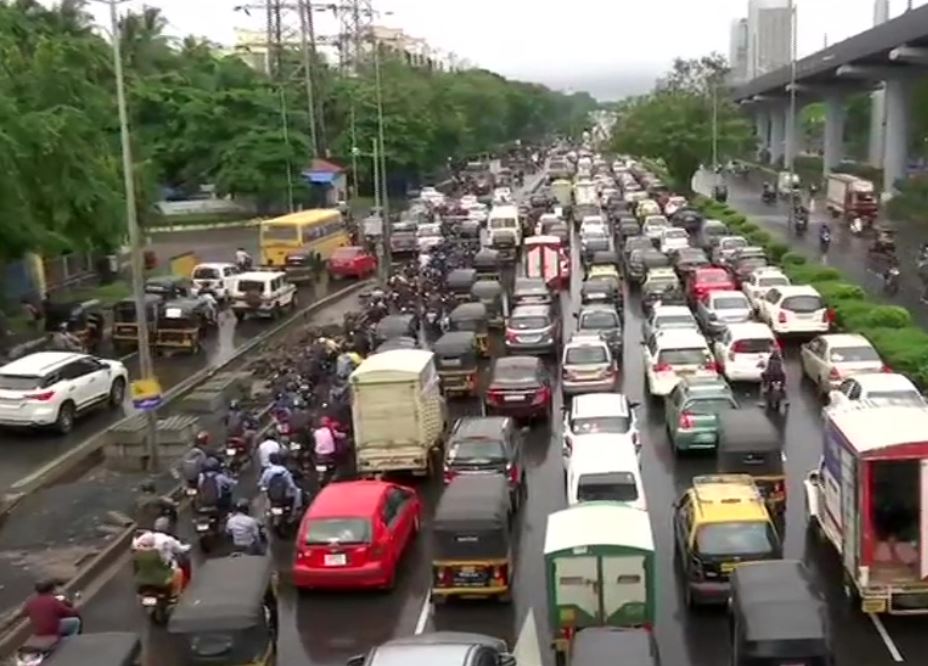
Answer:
(711, 81, 719, 178)
(298, 0, 318, 157)
(373, 41, 390, 270)
(787, 0, 798, 233)
(106, 0, 159, 471)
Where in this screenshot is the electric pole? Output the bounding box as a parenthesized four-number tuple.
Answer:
(298, 0, 318, 157)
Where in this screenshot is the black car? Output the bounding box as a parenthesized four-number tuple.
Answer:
(575, 304, 623, 357)
(627, 248, 670, 284)
(512, 277, 553, 307)
(671, 208, 704, 234)
(444, 416, 526, 510)
(672, 247, 710, 279)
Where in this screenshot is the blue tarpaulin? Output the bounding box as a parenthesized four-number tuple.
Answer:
(303, 170, 338, 184)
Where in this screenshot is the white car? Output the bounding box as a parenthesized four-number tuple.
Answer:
(566, 438, 645, 509)
(416, 223, 443, 251)
(711, 236, 748, 266)
(579, 216, 606, 236)
(420, 186, 445, 205)
(742, 268, 791, 311)
(492, 187, 512, 204)
(642, 305, 699, 339)
(828, 373, 925, 407)
(561, 336, 617, 397)
(0, 352, 128, 434)
(642, 215, 670, 241)
(459, 194, 478, 207)
(713, 322, 778, 382)
(800, 333, 885, 395)
(562, 393, 640, 468)
(643, 329, 718, 397)
(191, 262, 239, 303)
(759, 285, 830, 336)
(663, 196, 687, 217)
(659, 227, 690, 254)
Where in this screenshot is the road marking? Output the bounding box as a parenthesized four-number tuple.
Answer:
(868, 613, 904, 662)
(513, 607, 543, 666)
(414, 595, 431, 634)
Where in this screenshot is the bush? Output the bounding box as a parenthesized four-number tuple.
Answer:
(815, 281, 866, 303)
(747, 230, 772, 246)
(783, 264, 840, 284)
(767, 242, 789, 263)
(858, 305, 912, 329)
(781, 252, 806, 266)
(832, 299, 877, 330)
(741, 222, 759, 234)
(859, 327, 928, 377)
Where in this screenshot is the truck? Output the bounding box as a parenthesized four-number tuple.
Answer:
(573, 180, 598, 208)
(350, 349, 447, 477)
(544, 502, 655, 666)
(804, 401, 928, 614)
(826, 173, 878, 221)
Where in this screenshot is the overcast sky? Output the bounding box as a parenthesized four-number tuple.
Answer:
(61, 0, 928, 100)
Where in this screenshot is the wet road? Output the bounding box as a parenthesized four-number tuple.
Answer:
(695, 169, 928, 330)
(67, 219, 923, 666)
(0, 226, 265, 490)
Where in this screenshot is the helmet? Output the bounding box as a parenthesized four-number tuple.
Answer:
(153, 516, 172, 533)
(234, 499, 250, 514)
(58, 322, 69, 332)
(204, 458, 220, 473)
(139, 480, 156, 493)
(195, 431, 209, 447)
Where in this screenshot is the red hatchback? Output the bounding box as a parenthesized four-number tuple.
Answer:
(328, 246, 377, 279)
(687, 267, 736, 306)
(293, 480, 420, 590)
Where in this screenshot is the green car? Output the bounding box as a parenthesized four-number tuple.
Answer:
(664, 376, 738, 454)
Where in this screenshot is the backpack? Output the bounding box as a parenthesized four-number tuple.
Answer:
(198, 473, 220, 506)
(266, 473, 289, 503)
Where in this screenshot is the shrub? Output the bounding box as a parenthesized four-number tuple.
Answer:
(858, 305, 912, 329)
(784, 264, 840, 284)
(860, 327, 928, 377)
(815, 281, 866, 303)
(741, 222, 759, 234)
(832, 300, 876, 330)
(767, 242, 789, 263)
(781, 252, 806, 266)
(747, 230, 772, 246)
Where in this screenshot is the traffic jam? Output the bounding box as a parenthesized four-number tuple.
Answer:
(15, 144, 928, 666)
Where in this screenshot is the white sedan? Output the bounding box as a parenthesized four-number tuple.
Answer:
(800, 334, 885, 397)
(828, 373, 925, 407)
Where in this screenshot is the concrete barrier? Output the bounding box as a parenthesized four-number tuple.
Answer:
(0, 279, 372, 520)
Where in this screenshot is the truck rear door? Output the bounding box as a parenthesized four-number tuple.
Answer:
(553, 554, 601, 625)
(841, 451, 858, 577)
(601, 555, 649, 626)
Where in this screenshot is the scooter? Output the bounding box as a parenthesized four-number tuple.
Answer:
(136, 582, 177, 625)
(819, 230, 832, 254)
(192, 505, 223, 553)
(761, 189, 776, 204)
(314, 454, 337, 489)
(764, 380, 787, 414)
(224, 436, 250, 476)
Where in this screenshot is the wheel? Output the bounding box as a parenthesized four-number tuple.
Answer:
(108, 378, 126, 408)
(55, 401, 75, 435)
(150, 602, 170, 626)
(290, 295, 298, 310)
(382, 562, 397, 591)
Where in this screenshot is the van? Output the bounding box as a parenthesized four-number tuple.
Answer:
(229, 270, 297, 320)
(488, 204, 522, 247)
(567, 436, 644, 509)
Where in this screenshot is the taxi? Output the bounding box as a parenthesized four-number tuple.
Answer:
(672, 475, 781, 607)
(586, 264, 621, 283)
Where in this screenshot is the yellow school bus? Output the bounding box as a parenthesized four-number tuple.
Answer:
(260, 209, 349, 267)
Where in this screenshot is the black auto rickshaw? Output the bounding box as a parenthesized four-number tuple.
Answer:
(154, 298, 212, 354)
(376, 336, 419, 353)
(433, 331, 479, 397)
(473, 248, 502, 282)
(448, 302, 489, 356)
(871, 226, 896, 256)
(145, 275, 193, 301)
(717, 411, 786, 516)
(712, 183, 728, 202)
(458, 220, 482, 247)
(549, 221, 570, 246)
(431, 474, 513, 604)
(617, 218, 641, 243)
(590, 250, 620, 271)
(471, 280, 507, 328)
(41, 632, 141, 666)
(580, 278, 622, 310)
(729, 560, 832, 666)
(447, 268, 478, 304)
(373, 313, 418, 345)
(569, 628, 659, 666)
(168, 555, 278, 666)
(111, 294, 161, 355)
(43, 299, 105, 353)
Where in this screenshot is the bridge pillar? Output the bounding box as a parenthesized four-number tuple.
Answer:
(868, 83, 886, 167)
(754, 109, 770, 161)
(783, 103, 798, 169)
(883, 78, 911, 193)
(823, 95, 846, 175)
(769, 104, 785, 166)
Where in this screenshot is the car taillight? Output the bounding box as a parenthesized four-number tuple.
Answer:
(435, 566, 453, 586)
(505, 330, 519, 343)
(532, 386, 550, 405)
(704, 360, 720, 373)
(732, 340, 748, 353)
(370, 542, 385, 559)
(773, 480, 785, 496)
(882, 365, 893, 373)
(654, 362, 671, 373)
(24, 391, 55, 401)
(507, 464, 519, 484)
(443, 467, 456, 484)
(777, 311, 787, 323)
(678, 411, 695, 429)
(824, 309, 835, 324)
(491, 562, 509, 583)
(486, 390, 504, 404)
(829, 367, 841, 380)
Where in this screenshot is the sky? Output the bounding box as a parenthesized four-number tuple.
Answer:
(58, 0, 928, 100)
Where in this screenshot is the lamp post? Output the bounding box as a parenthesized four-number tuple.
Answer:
(372, 39, 389, 269)
(787, 0, 798, 233)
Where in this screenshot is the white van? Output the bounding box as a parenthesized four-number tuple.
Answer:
(191, 262, 239, 303)
(230, 270, 297, 320)
(487, 204, 521, 246)
(566, 437, 645, 510)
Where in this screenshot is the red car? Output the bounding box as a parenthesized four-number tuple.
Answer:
(484, 356, 552, 422)
(328, 246, 377, 279)
(686, 267, 736, 306)
(293, 480, 420, 590)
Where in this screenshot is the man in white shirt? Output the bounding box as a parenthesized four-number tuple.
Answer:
(256, 437, 282, 471)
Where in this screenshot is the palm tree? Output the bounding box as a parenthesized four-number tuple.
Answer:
(118, 6, 173, 74)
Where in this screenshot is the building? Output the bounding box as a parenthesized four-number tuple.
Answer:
(729, 18, 749, 84)
(745, 0, 792, 79)
(367, 25, 459, 71)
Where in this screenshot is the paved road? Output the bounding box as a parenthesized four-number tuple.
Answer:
(694, 169, 928, 330)
(61, 221, 921, 666)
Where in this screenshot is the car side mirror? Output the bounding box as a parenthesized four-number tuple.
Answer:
(346, 656, 365, 666)
(499, 653, 517, 666)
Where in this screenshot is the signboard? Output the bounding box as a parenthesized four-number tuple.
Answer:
(131, 378, 163, 411)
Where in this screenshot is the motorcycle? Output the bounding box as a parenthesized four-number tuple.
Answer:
(315, 454, 337, 489)
(224, 436, 250, 476)
(136, 581, 176, 625)
(764, 380, 787, 414)
(761, 189, 776, 204)
(192, 506, 222, 553)
(794, 213, 808, 235)
(849, 217, 864, 236)
(819, 230, 832, 254)
(884, 266, 901, 295)
(16, 594, 80, 666)
(265, 493, 299, 539)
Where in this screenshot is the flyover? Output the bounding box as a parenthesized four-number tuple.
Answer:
(732, 3, 928, 190)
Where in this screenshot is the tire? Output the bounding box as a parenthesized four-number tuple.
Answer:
(151, 602, 170, 626)
(55, 401, 75, 435)
(108, 378, 126, 408)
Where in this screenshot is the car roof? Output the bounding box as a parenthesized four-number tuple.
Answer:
(571, 392, 630, 418)
(570, 438, 639, 468)
(653, 329, 708, 346)
(452, 416, 510, 439)
(579, 304, 620, 316)
(695, 266, 729, 276)
(680, 375, 733, 394)
(724, 322, 775, 338)
(751, 266, 786, 277)
(819, 333, 873, 348)
(510, 304, 551, 317)
(690, 475, 769, 523)
(853, 372, 918, 391)
(707, 290, 748, 302)
(566, 335, 610, 349)
(493, 355, 541, 371)
(646, 268, 676, 279)
(653, 305, 693, 318)
(307, 480, 391, 518)
(718, 235, 746, 243)
(0, 351, 85, 375)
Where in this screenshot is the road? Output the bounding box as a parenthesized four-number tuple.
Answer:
(0, 222, 340, 493)
(62, 220, 922, 666)
(694, 169, 928, 330)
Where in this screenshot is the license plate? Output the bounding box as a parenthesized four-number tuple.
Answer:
(862, 598, 887, 613)
(185, 488, 197, 496)
(795, 313, 814, 320)
(461, 566, 476, 573)
(225, 448, 237, 457)
(720, 562, 738, 573)
(141, 597, 158, 607)
(325, 553, 347, 567)
(315, 465, 328, 473)
(504, 394, 525, 402)
(694, 433, 715, 443)
(519, 335, 541, 343)
(291, 442, 301, 451)
(270, 507, 284, 516)
(195, 523, 210, 532)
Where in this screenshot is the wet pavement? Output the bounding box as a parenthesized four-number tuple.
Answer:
(694, 169, 928, 330)
(55, 218, 923, 666)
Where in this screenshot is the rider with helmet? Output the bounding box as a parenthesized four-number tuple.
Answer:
(761, 348, 786, 395)
(225, 499, 266, 555)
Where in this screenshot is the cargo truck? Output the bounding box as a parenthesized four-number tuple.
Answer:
(826, 173, 878, 221)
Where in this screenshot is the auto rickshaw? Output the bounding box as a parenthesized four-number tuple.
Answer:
(373, 313, 418, 345)
(458, 220, 482, 247)
(447, 268, 478, 304)
(471, 280, 507, 328)
(431, 474, 513, 604)
(580, 278, 622, 310)
(145, 275, 193, 301)
(40, 632, 141, 666)
(589, 250, 620, 272)
(448, 302, 489, 356)
(473, 248, 502, 282)
(376, 336, 419, 353)
(168, 555, 277, 666)
(729, 560, 831, 666)
(549, 221, 570, 246)
(717, 411, 785, 516)
(712, 183, 728, 202)
(43, 299, 105, 353)
(870, 226, 896, 257)
(432, 331, 479, 397)
(154, 298, 211, 354)
(111, 294, 161, 355)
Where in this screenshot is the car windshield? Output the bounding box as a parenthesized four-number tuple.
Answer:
(577, 473, 638, 503)
(758, 276, 789, 288)
(665, 229, 687, 239)
(262, 225, 300, 242)
(722, 238, 747, 250)
(571, 416, 631, 434)
(685, 396, 736, 414)
(305, 518, 372, 545)
(733, 338, 774, 353)
(736, 258, 767, 271)
(646, 278, 677, 291)
(0, 374, 42, 391)
(830, 346, 880, 363)
(782, 295, 823, 313)
(696, 522, 777, 558)
(656, 315, 695, 327)
(510, 316, 549, 330)
(493, 361, 539, 385)
(448, 438, 507, 464)
(237, 280, 265, 293)
(566, 346, 608, 365)
(193, 267, 220, 279)
(867, 390, 923, 403)
(417, 226, 440, 237)
(580, 312, 619, 329)
(658, 348, 709, 365)
(713, 296, 748, 310)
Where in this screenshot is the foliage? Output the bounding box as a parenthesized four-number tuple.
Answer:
(887, 175, 928, 222)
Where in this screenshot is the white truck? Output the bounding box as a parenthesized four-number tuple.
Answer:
(574, 180, 598, 207)
(487, 204, 521, 260)
(825, 173, 878, 221)
(350, 350, 447, 477)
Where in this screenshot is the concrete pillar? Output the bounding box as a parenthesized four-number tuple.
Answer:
(769, 105, 785, 166)
(868, 84, 886, 167)
(883, 79, 911, 192)
(823, 95, 846, 175)
(755, 109, 770, 161)
(783, 103, 798, 169)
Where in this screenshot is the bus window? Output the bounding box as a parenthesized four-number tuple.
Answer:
(262, 225, 300, 242)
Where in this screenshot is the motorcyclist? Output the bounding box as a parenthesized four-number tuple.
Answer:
(762, 182, 774, 198)
(131, 522, 191, 597)
(259, 452, 303, 515)
(225, 402, 257, 439)
(819, 223, 832, 251)
(50, 323, 82, 352)
(196, 458, 235, 514)
(234, 247, 253, 271)
(850, 216, 863, 235)
(336, 350, 362, 381)
(256, 436, 282, 472)
(225, 499, 266, 555)
(19, 579, 81, 638)
(918, 242, 928, 265)
(760, 348, 786, 395)
(133, 480, 178, 531)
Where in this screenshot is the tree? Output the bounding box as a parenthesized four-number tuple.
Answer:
(656, 53, 729, 95)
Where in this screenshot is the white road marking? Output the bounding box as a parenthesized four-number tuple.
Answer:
(414, 595, 432, 634)
(513, 607, 543, 666)
(868, 612, 904, 662)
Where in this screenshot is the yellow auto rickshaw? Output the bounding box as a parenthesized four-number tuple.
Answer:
(433, 331, 479, 397)
(471, 279, 507, 328)
(168, 555, 278, 666)
(153, 298, 210, 354)
(448, 302, 489, 356)
(111, 294, 161, 355)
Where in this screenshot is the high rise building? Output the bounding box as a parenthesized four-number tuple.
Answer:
(746, 0, 792, 79)
(729, 18, 749, 83)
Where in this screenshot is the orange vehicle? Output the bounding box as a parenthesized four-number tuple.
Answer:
(523, 235, 569, 290)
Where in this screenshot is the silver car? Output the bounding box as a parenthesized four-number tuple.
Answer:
(561, 335, 617, 397)
(505, 305, 559, 355)
(694, 290, 753, 337)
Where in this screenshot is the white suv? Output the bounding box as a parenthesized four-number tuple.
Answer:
(642, 329, 718, 397)
(562, 393, 641, 470)
(758, 285, 830, 336)
(0, 352, 129, 434)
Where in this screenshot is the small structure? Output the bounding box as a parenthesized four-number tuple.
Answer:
(302, 158, 347, 206)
